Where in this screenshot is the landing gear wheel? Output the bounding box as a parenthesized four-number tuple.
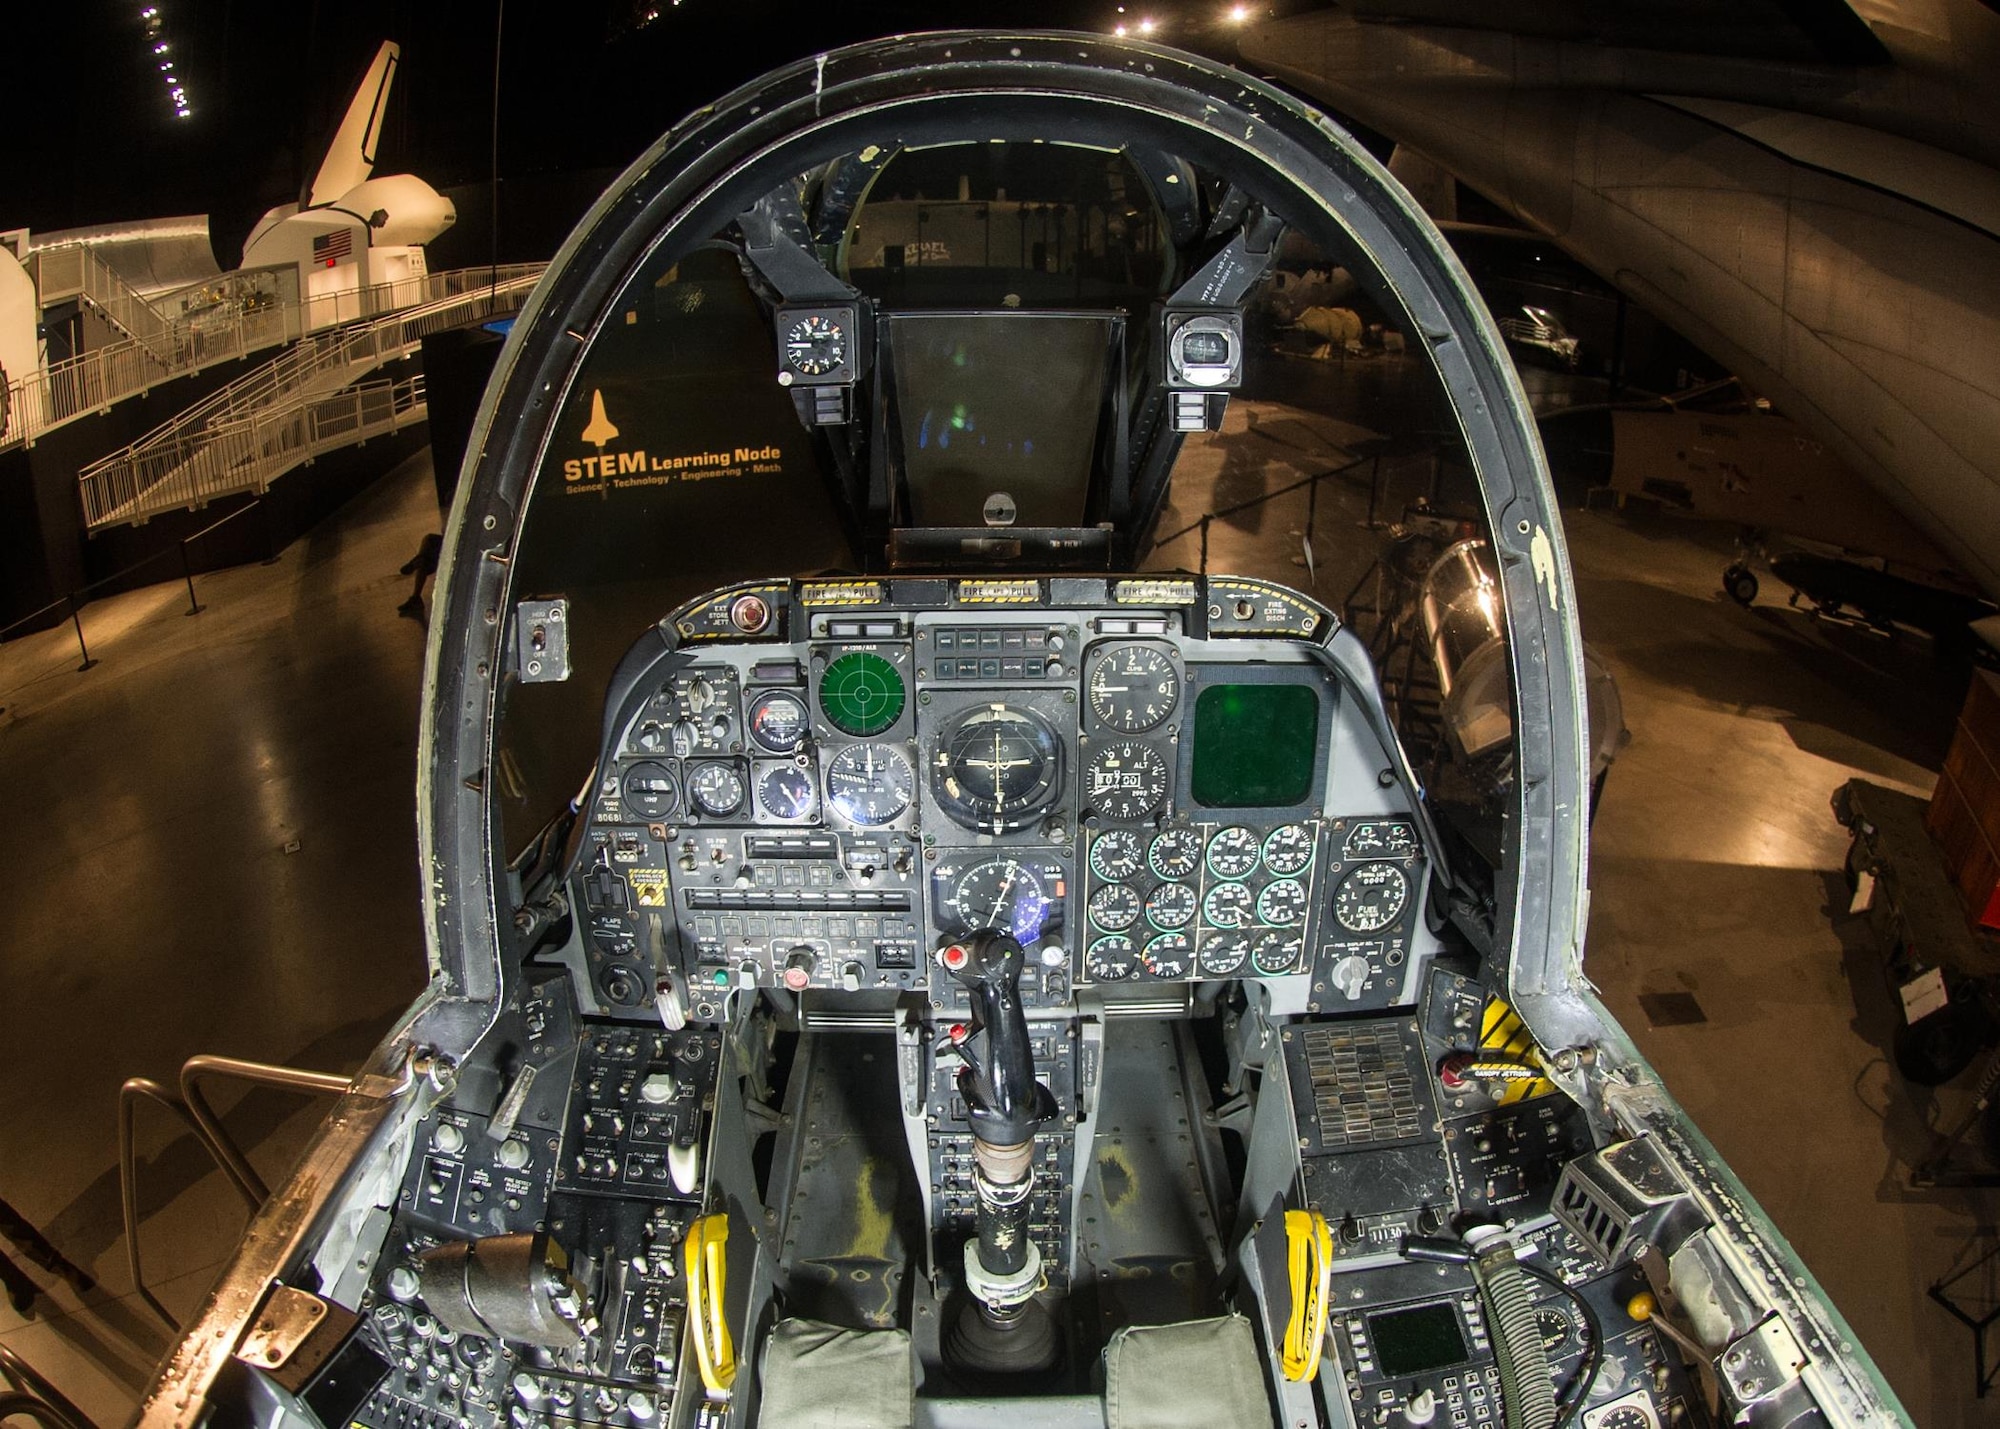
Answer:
(1893, 1006, 1982, 1086)
(1723, 564, 1759, 607)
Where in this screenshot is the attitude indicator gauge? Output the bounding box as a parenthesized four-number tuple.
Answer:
(933, 704, 1062, 832)
(1085, 644, 1180, 733)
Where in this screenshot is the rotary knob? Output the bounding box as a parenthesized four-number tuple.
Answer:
(639, 1071, 678, 1104)
(1331, 954, 1372, 1001)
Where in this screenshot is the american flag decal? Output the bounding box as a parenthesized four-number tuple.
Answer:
(312, 228, 353, 266)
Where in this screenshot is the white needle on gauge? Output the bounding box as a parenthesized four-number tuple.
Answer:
(987, 862, 1018, 929)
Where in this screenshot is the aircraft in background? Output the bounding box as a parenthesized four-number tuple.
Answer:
(1240, 0, 2000, 609)
(236, 41, 456, 300)
(1558, 378, 1998, 647)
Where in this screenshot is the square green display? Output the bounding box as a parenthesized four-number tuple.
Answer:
(1190, 683, 1319, 807)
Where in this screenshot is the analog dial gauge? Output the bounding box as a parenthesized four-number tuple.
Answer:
(1343, 821, 1418, 860)
(1145, 881, 1197, 930)
(1262, 824, 1316, 875)
(1256, 877, 1308, 927)
(1089, 828, 1144, 882)
(819, 651, 906, 736)
(1088, 883, 1142, 932)
(1250, 930, 1304, 975)
(688, 761, 745, 818)
(1085, 644, 1180, 733)
(1083, 741, 1169, 821)
(757, 765, 817, 820)
(784, 312, 847, 377)
(1141, 932, 1193, 979)
(621, 762, 679, 820)
(1147, 828, 1202, 881)
(1086, 935, 1138, 982)
(1206, 826, 1261, 879)
(1202, 881, 1254, 929)
(1198, 933, 1250, 977)
(1334, 863, 1409, 933)
(933, 704, 1062, 832)
(1589, 1410, 1654, 1429)
(748, 690, 811, 754)
(942, 858, 1054, 942)
(824, 742, 914, 826)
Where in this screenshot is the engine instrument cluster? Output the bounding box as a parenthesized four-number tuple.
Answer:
(571, 576, 1436, 1021)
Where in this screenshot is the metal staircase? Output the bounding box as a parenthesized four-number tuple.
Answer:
(77, 268, 541, 529)
(3, 262, 542, 452)
(33, 244, 177, 360)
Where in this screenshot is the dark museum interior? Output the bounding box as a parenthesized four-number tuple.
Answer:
(1, 5, 1998, 1429)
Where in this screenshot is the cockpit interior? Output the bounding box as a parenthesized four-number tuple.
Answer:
(137, 34, 1901, 1429)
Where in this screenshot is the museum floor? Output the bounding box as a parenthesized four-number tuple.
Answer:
(0, 435, 1992, 1426)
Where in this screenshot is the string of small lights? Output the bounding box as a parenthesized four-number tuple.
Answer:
(140, 5, 192, 119)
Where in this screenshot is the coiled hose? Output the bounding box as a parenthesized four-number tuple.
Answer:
(1465, 1225, 1558, 1429)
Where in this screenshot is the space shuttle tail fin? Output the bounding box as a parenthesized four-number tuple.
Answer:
(308, 41, 401, 208)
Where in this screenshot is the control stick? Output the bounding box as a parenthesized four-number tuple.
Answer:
(937, 931, 1059, 1374)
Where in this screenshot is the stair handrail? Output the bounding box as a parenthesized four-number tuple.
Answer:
(3, 262, 542, 451)
(73, 269, 537, 525)
(0, 1343, 99, 1429)
(80, 371, 429, 528)
(33, 244, 175, 359)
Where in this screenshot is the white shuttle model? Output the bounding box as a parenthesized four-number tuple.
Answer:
(239, 41, 456, 304)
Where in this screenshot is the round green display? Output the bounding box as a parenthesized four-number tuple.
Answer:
(819, 651, 907, 736)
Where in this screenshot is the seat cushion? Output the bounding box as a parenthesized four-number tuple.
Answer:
(758, 1318, 914, 1428)
(1103, 1315, 1273, 1429)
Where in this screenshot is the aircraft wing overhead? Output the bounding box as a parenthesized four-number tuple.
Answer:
(308, 40, 399, 208)
(1331, 0, 1890, 63)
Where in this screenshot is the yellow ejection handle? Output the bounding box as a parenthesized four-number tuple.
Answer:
(1281, 1208, 1334, 1381)
(685, 1212, 737, 1396)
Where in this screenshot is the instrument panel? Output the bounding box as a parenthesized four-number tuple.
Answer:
(571, 577, 1437, 1022)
